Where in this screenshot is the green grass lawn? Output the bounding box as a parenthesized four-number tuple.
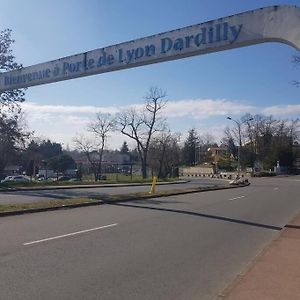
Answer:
(0, 174, 179, 189)
(82, 173, 151, 182)
(0, 198, 98, 212)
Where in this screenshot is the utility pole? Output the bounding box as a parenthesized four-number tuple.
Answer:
(227, 116, 253, 175)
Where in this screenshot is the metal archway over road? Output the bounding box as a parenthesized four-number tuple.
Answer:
(0, 5, 300, 93)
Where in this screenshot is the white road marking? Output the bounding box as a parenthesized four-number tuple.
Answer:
(274, 187, 279, 190)
(228, 196, 245, 201)
(23, 223, 118, 246)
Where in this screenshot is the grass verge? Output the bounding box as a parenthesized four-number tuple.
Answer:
(0, 183, 249, 216)
(0, 176, 179, 190)
(0, 198, 98, 213)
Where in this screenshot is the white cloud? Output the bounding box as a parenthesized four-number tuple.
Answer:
(262, 104, 300, 116)
(165, 99, 255, 119)
(22, 102, 120, 115)
(20, 99, 300, 149)
(22, 98, 255, 120)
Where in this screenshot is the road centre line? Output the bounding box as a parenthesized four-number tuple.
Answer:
(228, 196, 245, 201)
(23, 223, 118, 246)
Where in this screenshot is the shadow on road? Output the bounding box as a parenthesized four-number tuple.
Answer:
(0, 190, 108, 200)
(109, 201, 282, 231)
(126, 198, 184, 205)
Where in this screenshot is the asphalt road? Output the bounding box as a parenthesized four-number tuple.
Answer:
(0, 178, 227, 205)
(0, 176, 299, 300)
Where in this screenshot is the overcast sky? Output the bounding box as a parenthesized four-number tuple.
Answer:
(0, 0, 299, 149)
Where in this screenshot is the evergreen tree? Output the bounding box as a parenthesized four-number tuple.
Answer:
(182, 128, 199, 166)
(0, 112, 29, 177)
(120, 141, 130, 154)
(0, 29, 29, 177)
(48, 154, 75, 175)
(0, 29, 25, 109)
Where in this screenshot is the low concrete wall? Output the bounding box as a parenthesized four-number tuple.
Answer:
(180, 167, 214, 177)
(180, 167, 251, 179)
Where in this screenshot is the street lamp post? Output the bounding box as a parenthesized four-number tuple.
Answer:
(194, 142, 197, 166)
(193, 139, 199, 166)
(227, 116, 253, 175)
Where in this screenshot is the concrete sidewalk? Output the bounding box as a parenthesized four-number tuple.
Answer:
(218, 213, 300, 300)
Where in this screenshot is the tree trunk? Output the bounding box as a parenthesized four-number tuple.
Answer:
(93, 167, 98, 181)
(141, 160, 147, 179)
(158, 146, 166, 178)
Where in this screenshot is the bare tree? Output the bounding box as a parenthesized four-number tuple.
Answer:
(73, 113, 115, 181)
(148, 130, 180, 178)
(225, 114, 300, 170)
(88, 113, 116, 178)
(118, 87, 167, 179)
(73, 135, 100, 181)
(199, 133, 216, 147)
(292, 55, 300, 87)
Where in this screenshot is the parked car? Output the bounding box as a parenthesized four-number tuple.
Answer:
(1, 176, 14, 183)
(57, 176, 72, 182)
(97, 175, 107, 180)
(36, 174, 45, 181)
(1, 175, 30, 183)
(68, 178, 81, 182)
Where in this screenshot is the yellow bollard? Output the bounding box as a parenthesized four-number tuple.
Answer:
(149, 176, 157, 194)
